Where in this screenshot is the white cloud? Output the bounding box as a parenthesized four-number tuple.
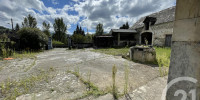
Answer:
(0, 0, 176, 34)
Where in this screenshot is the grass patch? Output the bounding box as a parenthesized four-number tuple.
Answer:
(155, 47, 171, 76)
(12, 51, 39, 59)
(0, 67, 54, 100)
(92, 48, 129, 56)
(67, 67, 109, 99)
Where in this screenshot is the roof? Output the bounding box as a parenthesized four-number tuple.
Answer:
(95, 36, 113, 38)
(131, 6, 176, 29)
(110, 29, 137, 33)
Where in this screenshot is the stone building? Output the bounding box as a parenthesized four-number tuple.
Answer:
(130, 6, 176, 47)
(109, 29, 138, 47)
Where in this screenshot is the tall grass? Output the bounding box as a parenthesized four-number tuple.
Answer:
(92, 48, 129, 56)
(155, 47, 171, 76)
(124, 63, 129, 95)
(112, 65, 118, 99)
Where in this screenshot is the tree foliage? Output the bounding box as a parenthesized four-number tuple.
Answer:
(52, 18, 67, 43)
(15, 23, 20, 32)
(17, 28, 48, 50)
(42, 21, 51, 37)
(71, 34, 85, 43)
(95, 23, 104, 36)
(120, 22, 129, 29)
(22, 14, 37, 28)
(73, 25, 85, 36)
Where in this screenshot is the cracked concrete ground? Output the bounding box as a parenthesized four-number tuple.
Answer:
(0, 48, 167, 100)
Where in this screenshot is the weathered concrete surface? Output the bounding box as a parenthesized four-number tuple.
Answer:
(167, 0, 200, 99)
(0, 48, 166, 100)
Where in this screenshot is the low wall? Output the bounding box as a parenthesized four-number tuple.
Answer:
(130, 46, 156, 63)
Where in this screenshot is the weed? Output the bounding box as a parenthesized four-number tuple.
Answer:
(112, 65, 118, 100)
(124, 63, 129, 95)
(67, 69, 107, 99)
(0, 67, 54, 100)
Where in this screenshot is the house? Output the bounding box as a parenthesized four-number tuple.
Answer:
(109, 29, 138, 47)
(130, 6, 176, 47)
(94, 29, 138, 47)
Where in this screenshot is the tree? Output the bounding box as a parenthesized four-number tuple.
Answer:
(22, 14, 37, 28)
(126, 22, 129, 29)
(17, 28, 48, 50)
(73, 25, 85, 36)
(120, 22, 129, 29)
(95, 23, 104, 36)
(42, 21, 51, 37)
(52, 18, 67, 43)
(15, 23, 20, 32)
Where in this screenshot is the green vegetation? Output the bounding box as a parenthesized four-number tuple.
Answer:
(92, 47, 171, 76)
(112, 65, 118, 99)
(155, 47, 171, 76)
(17, 27, 48, 50)
(92, 48, 129, 56)
(95, 23, 104, 36)
(42, 21, 51, 37)
(67, 67, 108, 99)
(0, 43, 39, 59)
(120, 22, 129, 29)
(52, 40, 65, 45)
(22, 14, 37, 28)
(52, 18, 67, 44)
(0, 67, 54, 100)
(124, 63, 129, 95)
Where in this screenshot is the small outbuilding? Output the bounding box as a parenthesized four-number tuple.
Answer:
(109, 29, 139, 47)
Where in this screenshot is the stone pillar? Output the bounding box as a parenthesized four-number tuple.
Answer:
(118, 33, 120, 46)
(166, 0, 200, 100)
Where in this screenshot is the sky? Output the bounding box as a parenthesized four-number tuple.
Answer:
(0, 0, 176, 34)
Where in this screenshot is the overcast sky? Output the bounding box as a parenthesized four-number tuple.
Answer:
(0, 0, 176, 34)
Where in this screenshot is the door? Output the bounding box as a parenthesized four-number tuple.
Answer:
(165, 35, 172, 47)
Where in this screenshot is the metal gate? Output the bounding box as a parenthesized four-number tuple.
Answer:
(165, 35, 172, 47)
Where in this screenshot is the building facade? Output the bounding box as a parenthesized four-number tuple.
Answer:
(131, 6, 175, 47)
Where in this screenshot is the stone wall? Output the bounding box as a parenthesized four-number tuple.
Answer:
(137, 22, 174, 46)
(151, 22, 174, 46)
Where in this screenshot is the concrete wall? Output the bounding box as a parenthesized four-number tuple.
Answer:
(166, 0, 200, 99)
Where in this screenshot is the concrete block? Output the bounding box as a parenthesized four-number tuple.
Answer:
(175, 0, 200, 20)
(172, 17, 200, 42)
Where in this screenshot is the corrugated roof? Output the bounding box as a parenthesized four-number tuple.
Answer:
(131, 6, 176, 29)
(111, 29, 137, 33)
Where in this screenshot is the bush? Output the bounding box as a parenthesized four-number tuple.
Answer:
(17, 28, 48, 50)
(52, 40, 65, 45)
(71, 34, 86, 43)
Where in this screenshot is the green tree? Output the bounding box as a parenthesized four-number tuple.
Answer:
(71, 34, 85, 43)
(15, 23, 20, 32)
(126, 22, 129, 29)
(95, 23, 104, 36)
(120, 22, 129, 29)
(52, 18, 67, 43)
(73, 25, 85, 36)
(22, 14, 37, 28)
(42, 21, 51, 37)
(17, 28, 48, 50)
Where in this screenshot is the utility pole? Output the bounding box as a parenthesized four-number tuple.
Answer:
(11, 18, 14, 31)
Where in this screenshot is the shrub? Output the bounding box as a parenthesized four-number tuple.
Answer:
(71, 34, 86, 43)
(52, 40, 64, 45)
(17, 28, 48, 50)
